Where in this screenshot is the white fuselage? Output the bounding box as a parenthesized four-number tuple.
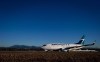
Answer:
(42, 43, 82, 51)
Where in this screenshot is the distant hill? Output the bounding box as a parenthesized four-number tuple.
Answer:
(0, 45, 43, 51)
(9, 45, 37, 49)
(9, 45, 42, 49)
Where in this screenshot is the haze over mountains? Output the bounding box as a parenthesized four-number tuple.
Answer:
(9, 45, 40, 49)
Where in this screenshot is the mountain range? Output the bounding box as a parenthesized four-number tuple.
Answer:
(9, 45, 41, 49)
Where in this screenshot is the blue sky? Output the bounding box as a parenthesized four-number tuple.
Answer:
(0, 0, 100, 47)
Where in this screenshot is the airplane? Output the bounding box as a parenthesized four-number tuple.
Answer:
(41, 35, 96, 52)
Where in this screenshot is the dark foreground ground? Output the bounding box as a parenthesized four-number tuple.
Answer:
(0, 51, 100, 62)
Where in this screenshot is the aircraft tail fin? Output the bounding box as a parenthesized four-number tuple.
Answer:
(91, 40, 96, 45)
(76, 35, 85, 45)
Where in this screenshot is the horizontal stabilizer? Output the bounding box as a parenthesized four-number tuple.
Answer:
(83, 40, 96, 46)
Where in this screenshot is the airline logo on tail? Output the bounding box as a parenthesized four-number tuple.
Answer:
(76, 35, 85, 45)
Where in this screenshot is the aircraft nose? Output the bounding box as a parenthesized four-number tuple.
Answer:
(41, 44, 47, 49)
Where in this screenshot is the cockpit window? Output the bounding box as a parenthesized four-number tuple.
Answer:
(43, 45, 46, 46)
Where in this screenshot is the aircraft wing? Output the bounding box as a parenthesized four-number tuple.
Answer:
(64, 41, 95, 50)
(65, 46, 82, 50)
